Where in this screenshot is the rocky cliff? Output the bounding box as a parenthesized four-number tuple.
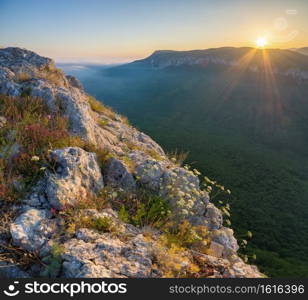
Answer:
(0, 47, 263, 278)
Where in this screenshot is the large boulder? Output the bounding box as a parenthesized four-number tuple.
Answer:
(45, 147, 104, 209)
(103, 157, 136, 190)
(60, 208, 152, 278)
(134, 159, 166, 191)
(212, 227, 239, 257)
(10, 208, 57, 252)
(62, 233, 152, 278)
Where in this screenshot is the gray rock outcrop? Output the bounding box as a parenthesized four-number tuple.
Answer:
(45, 147, 104, 209)
(10, 208, 57, 252)
(62, 233, 152, 278)
(103, 157, 136, 190)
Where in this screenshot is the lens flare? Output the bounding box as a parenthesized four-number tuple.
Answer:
(256, 37, 267, 47)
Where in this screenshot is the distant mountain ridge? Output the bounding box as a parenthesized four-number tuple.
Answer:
(128, 47, 308, 81)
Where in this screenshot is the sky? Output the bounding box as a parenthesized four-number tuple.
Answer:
(1, 0, 308, 63)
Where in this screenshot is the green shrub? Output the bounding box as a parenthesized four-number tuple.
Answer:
(41, 243, 64, 278)
(92, 216, 116, 232)
(118, 205, 129, 223)
(161, 220, 208, 248)
(103, 188, 171, 228)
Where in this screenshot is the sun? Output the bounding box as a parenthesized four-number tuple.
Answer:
(256, 37, 267, 48)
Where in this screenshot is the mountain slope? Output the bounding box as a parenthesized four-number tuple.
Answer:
(0, 47, 263, 278)
(67, 47, 308, 277)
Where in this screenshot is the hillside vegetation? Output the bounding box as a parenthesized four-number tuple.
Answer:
(68, 49, 308, 277)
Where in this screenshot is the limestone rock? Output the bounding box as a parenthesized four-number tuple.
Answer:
(66, 75, 83, 90)
(224, 260, 265, 278)
(103, 157, 136, 190)
(45, 147, 104, 209)
(212, 227, 239, 257)
(206, 241, 225, 258)
(134, 159, 166, 191)
(62, 233, 152, 278)
(10, 208, 57, 252)
(192, 252, 264, 278)
(204, 203, 223, 230)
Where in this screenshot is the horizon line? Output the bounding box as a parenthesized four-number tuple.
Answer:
(53, 45, 308, 65)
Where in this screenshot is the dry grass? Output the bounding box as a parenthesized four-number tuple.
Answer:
(87, 96, 116, 119)
(15, 72, 31, 82)
(120, 155, 136, 172)
(81, 143, 113, 168)
(0, 202, 17, 238)
(149, 220, 211, 277)
(120, 115, 130, 126)
(124, 140, 142, 152)
(152, 239, 199, 277)
(14, 65, 66, 87)
(0, 242, 42, 271)
(167, 150, 189, 166)
(56, 191, 117, 236)
(146, 148, 163, 161)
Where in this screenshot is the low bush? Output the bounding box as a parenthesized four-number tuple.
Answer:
(104, 188, 171, 228)
(40, 243, 64, 278)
